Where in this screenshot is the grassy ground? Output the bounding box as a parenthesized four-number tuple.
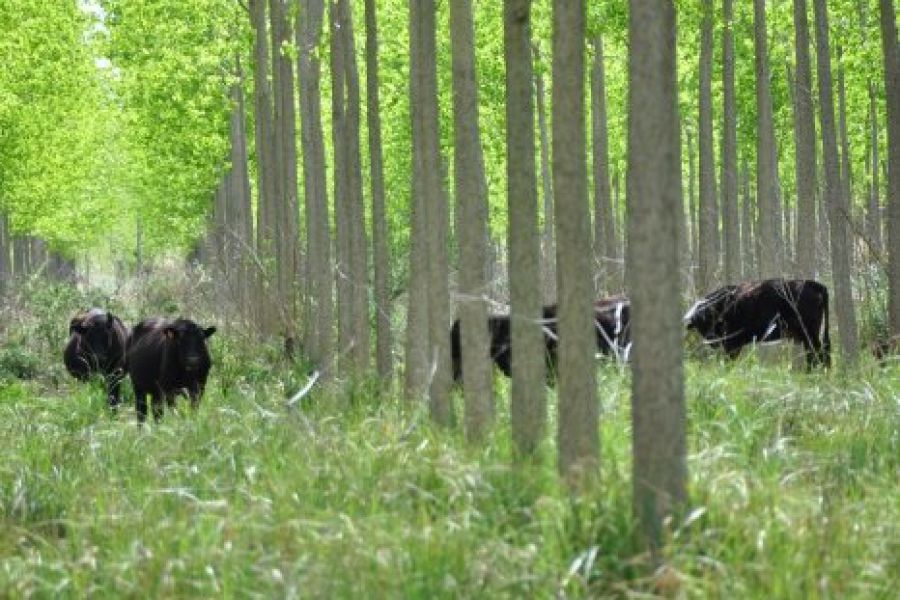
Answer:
(0, 283, 897, 597)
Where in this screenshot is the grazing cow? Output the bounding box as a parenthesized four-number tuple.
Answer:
(126, 317, 216, 423)
(451, 296, 631, 383)
(63, 308, 129, 407)
(684, 278, 830, 368)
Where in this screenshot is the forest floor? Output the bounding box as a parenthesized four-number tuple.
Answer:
(0, 280, 897, 598)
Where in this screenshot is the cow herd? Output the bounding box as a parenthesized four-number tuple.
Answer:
(63, 277, 876, 419)
(64, 310, 215, 423)
(450, 278, 834, 384)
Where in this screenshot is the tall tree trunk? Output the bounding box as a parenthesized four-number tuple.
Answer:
(535, 44, 556, 303)
(451, 0, 493, 442)
(814, 0, 860, 366)
(755, 0, 783, 278)
(270, 0, 300, 349)
(554, 0, 597, 484)
(412, 0, 452, 424)
(404, 0, 430, 400)
(687, 128, 698, 288)
(742, 161, 756, 280)
(879, 0, 900, 336)
(627, 0, 687, 554)
(365, 0, 393, 379)
(339, 0, 371, 373)
(251, 0, 279, 337)
(229, 56, 254, 326)
(793, 0, 818, 278)
(591, 35, 617, 293)
(330, 0, 353, 373)
(722, 0, 740, 283)
(505, 0, 545, 455)
(13, 236, 27, 278)
(298, 0, 334, 373)
(698, 0, 718, 292)
(867, 82, 883, 256)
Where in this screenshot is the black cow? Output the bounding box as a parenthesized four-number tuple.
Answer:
(63, 308, 129, 407)
(450, 306, 556, 383)
(684, 278, 830, 368)
(451, 296, 631, 383)
(126, 317, 216, 423)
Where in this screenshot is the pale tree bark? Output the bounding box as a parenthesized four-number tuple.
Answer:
(742, 161, 754, 277)
(879, 0, 900, 335)
(818, 166, 832, 258)
(722, 0, 740, 283)
(330, 0, 353, 373)
(13, 236, 27, 278)
(505, 0, 545, 455)
(754, 0, 783, 278)
(404, 0, 430, 400)
(413, 0, 452, 424)
(687, 128, 698, 285)
(228, 56, 253, 325)
(793, 0, 818, 278)
(30, 238, 45, 274)
(250, 0, 279, 336)
(298, 0, 334, 373)
(591, 35, 617, 293)
(554, 0, 597, 484)
(867, 82, 882, 256)
(614, 168, 625, 260)
(365, 0, 393, 379)
(451, 0, 493, 442)
(535, 44, 556, 303)
(627, 0, 687, 554)
(814, 0, 860, 366)
(339, 0, 371, 373)
(698, 0, 718, 291)
(212, 175, 228, 303)
(270, 0, 300, 349)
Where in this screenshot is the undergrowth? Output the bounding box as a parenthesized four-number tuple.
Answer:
(0, 281, 896, 598)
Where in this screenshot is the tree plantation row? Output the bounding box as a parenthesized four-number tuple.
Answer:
(1, 0, 898, 553)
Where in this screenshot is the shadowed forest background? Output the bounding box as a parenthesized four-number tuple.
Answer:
(0, 0, 898, 596)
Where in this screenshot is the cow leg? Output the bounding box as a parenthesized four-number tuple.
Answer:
(151, 393, 165, 422)
(106, 374, 122, 409)
(135, 388, 149, 424)
(189, 383, 203, 410)
(723, 340, 742, 360)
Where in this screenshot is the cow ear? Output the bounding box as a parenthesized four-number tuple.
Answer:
(164, 326, 177, 340)
(203, 326, 216, 339)
(106, 312, 115, 329)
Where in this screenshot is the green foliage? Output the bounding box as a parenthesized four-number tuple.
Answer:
(0, 1, 127, 255)
(100, 0, 246, 256)
(0, 346, 41, 382)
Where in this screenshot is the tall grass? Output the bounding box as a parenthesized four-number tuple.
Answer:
(0, 282, 897, 597)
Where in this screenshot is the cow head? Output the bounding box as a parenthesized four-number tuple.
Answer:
(69, 310, 118, 368)
(164, 319, 216, 373)
(684, 286, 736, 341)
